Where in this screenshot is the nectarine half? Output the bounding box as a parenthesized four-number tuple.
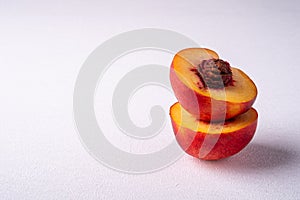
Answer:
(170, 48, 257, 122)
(170, 102, 258, 160)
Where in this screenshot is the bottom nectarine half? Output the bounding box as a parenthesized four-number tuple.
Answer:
(170, 102, 258, 160)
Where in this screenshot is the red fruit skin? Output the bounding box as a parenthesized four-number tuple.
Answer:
(170, 64, 256, 122)
(170, 117, 258, 160)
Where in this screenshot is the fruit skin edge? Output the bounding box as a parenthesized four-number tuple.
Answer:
(170, 112, 258, 160)
(170, 66, 256, 122)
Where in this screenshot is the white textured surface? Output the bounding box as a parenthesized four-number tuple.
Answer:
(1, 0, 300, 199)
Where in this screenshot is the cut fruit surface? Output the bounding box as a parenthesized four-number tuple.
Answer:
(171, 102, 257, 134)
(170, 102, 258, 160)
(170, 48, 257, 121)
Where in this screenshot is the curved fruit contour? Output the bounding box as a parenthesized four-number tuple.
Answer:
(170, 102, 258, 160)
(170, 48, 257, 121)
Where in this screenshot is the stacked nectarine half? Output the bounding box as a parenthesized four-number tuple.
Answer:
(169, 48, 258, 160)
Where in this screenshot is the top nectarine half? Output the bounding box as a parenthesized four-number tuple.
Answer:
(170, 48, 257, 122)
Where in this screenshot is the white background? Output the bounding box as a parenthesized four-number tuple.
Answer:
(1, 0, 300, 199)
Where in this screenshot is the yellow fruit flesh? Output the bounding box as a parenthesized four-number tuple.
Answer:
(173, 48, 257, 103)
(170, 102, 258, 134)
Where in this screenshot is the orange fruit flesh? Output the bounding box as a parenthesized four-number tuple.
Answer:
(170, 102, 258, 134)
(172, 48, 257, 103)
